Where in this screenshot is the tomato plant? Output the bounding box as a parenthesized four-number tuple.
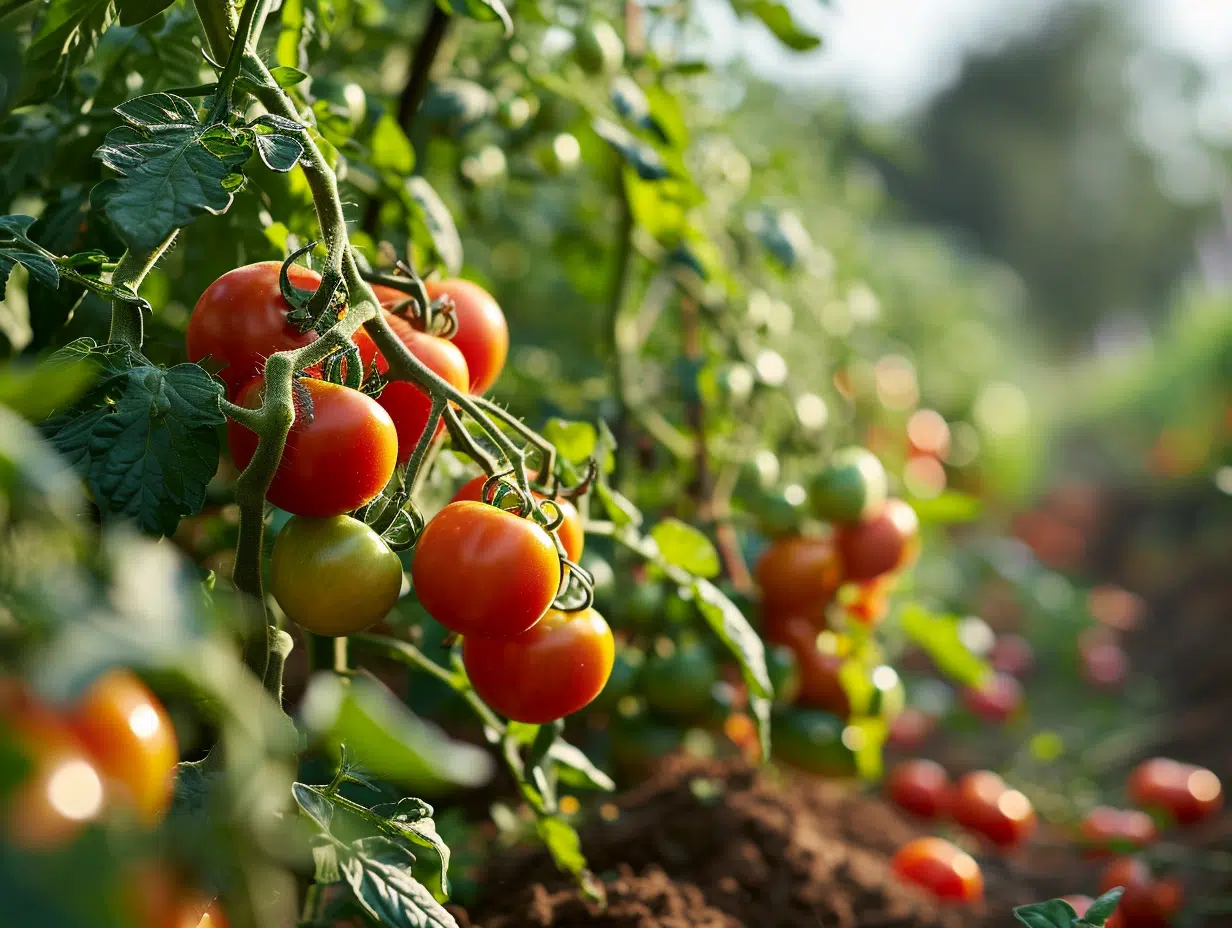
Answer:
(891, 837, 983, 903)
(808, 447, 888, 525)
(452, 474, 584, 563)
(755, 535, 842, 618)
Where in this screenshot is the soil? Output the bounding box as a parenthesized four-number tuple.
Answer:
(455, 757, 1042, 928)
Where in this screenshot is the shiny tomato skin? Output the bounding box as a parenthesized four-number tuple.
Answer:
(462, 607, 614, 723)
(951, 770, 1037, 848)
(962, 672, 1023, 723)
(70, 670, 178, 825)
(755, 535, 842, 618)
(891, 837, 983, 902)
(452, 474, 584, 562)
(372, 322, 469, 463)
(887, 759, 951, 819)
(1078, 806, 1158, 857)
(228, 377, 398, 517)
(270, 515, 403, 636)
(764, 613, 850, 717)
(1128, 757, 1222, 825)
(412, 501, 559, 639)
(426, 279, 508, 394)
(808, 446, 888, 525)
(835, 498, 920, 582)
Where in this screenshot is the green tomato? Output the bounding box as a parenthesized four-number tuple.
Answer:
(808, 447, 888, 525)
(574, 20, 624, 76)
(643, 641, 719, 721)
(767, 644, 801, 706)
(536, 132, 582, 176)
(589, 647, 643, 712)
(497, 95, 537, 131)
(609, 712, 682, 777)
(771, 707, 857, 778)
(756, 487, 805, 538)
(623, 582, 664, 628)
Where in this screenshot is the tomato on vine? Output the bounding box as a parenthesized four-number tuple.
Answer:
(452, 474, 583, 562)
(771, 707, 857, 777)
(70, 670, 178, 825)
(270, 515, 403, 636)
(642, 640, 719, 721)
(461, 607, 614, 723)
(950, 770, 1037, 848)
(835, 498, 920, 582)
(886, 759, 950, 820)
(228, 377, 398, 518)
(891, 837, 983, 903)
(1078, 806, 1157, 857)
(1098, 857, 1184, 928)
(755, 535, 842, 618)
(808, 447, 887, 525)
(962, 672, 1023, 723)
(1128, 757, 1222, 825)
(412, 501, 559, 639)
(764, 614, 850, 716)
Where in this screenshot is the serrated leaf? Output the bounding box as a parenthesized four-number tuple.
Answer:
(293, 782, 336, 833)
(373, 798, 451, 902)
(693, 578, 772, 754)
(92, 94, 253, 251)
(406, 177, 462, 277)
(1012, 898, 1079, 928)
(434, 0, 512, 37)
(738, 0, 821, 52)
(651, 518, 720, 578)
(341, 838, 459, 928)
(542, 419, 596, 466)
(18, 0, 117, 105)
(593, 119, 669, 181)
(252, 129, 305, 173)
(899, 603, 990, 689)
(269, 65, 309, 87)
(43, 360, 225, 536)
(371, 114, 415, 174)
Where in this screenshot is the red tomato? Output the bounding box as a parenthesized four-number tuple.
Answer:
(1078, 806, 1157, 857)
(70, 670, 178, 825)
(962, 672, 1023, 723)
(412, 501, 560, 638)
(763, 614, 849, 717)
(951, 770, 1037, 848)
(1083, 642, 1130, 690)
(452, 474, 583, 562)
(1099, 858, 1183, 928)
(888, 706, 936, 750)
(989, 634, 1035, 677)
(228, 378, 398, 517)
(887, 759, 950, 819)
(1128, 757, 1222, 826)
(462, 607, 614, 722)
(755, 535, 842, 619)
(891, 837, 983, 903)
(835, 498, 920, 582)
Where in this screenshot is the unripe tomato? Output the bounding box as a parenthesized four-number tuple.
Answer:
(574, 20, 623, 75)
(950, 770, 1037, 848)
(70, 671, 177, 825)
(270, 515, 403, 635)
(412, 501, 559, 639)
(1078, 806, 1157, 857)
(610, 712, 682, 778)
(835, 498, 920, 582)
(424, 280, 508, 395)
(462, 608, 614, 723)
(2, 695, 106, 847)
(962, 672, 1023, 723)
(754, 535, 841, 618)
(764, 614, 850, 717)
(989, 634, 1035, 677)
(886, 759, 950, 819)
(452, 474, 583, 562)
(1128, 757, 1222, 825)
(808, 447, 887, 525)
(766, 644, 801, 705)
(642, 640, 719, 721)
(771, 707, 856, 777)
(228, 378, 398, 517)
(891, 837, 983, 903)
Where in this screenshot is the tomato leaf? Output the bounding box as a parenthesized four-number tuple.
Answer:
(268, 65, 309, 87)
(549, 741, 615, 792)
(116, 0, 175, 26)
(595, 480, 642, 528)
(372, 797, 452, 902)
(91, 94, 253, 251)
(543, 418, 597, 466)
(1012, 898, 1081, 928)
(42, 351, 225, 537)
(651, 518, 720, 578)
(405, 176, 463, 277)
(340, 836, 459, 928)
(370, 114, 415, 175)
(434, 0, 513, 38)
(1080, 888, 1125, 926)
(535, 816, 604, 903)
(899, 603, 990, 689)
(18, 0, 117, 105)
(292, 782, 336, 833)
(0, 215, 60, 301)
(593, 118, 670, 181)
(248, 116, 305, 173)
(735, 0, 822, 52)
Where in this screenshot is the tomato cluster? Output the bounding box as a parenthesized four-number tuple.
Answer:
(1127, 757, 1222, 826)
(886, 762, 1037, 849)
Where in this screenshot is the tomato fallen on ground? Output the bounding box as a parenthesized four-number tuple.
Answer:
(891, 836, 983, 902)
(228, 378, 398, 517)
(807, 446, 888, 525)
(1127, 757, 1222, 826)
(1078, 806, 1157, 857)
(763, 614, 850, 717)
(835, 498, 920, 582)
(755, 535, 841, 619)
(70, 670, 178, 825)
(962, 672, 1023, 723)
(950, 770, 1037, 848)
(452, 474, 584, 562)
(271, 515, 403, 636)
(642, 640, 719, 721)
(461, 607, 614, 723)
(887, 759, 950, 820)
(412, 501, 560, 639)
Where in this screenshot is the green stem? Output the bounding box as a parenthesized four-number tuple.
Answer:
(194, 0, 237, 63)
(208, 0, 270, 122)
(106, 233, 177, 348)
(605, 174, 634, 487)
(403, 397, 445, 491)
(265, 628, 294, 704)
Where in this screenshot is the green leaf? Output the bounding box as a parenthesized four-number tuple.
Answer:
(117, 0, 174, 25)
(300, 673, 493, 792)
(18, 0, 117, 105)
(292, 782, 336, 833)
(0, 354, 98, 422)
(1081, 888, 1125, 926)
(434, 0, 512, 37)
(1012, 898, 1079, 928)
(909, 490, 983, 525)
(593, 119, 669, 181)
(340, 837, 459, 928)
(0, 215, 60, 301)
(370, 114, 415, 175)
(275, 0, 305, 69)
(250, 124, 305, 173)
(535, 815, 584, 878)
(269, 65, 309, 87)
(42, 357, 225, 536)
(542, 419, 597, 466)
(92, 94, 253, 251)
(372, 797, 452, 902)
(405, 177, 462, 277)
(594, 480, 642, 528)
(899, 604, 990, 689)
(738, 0, 822, 52)
(651, 518, 720, 578)
(549, 741, 615, 792)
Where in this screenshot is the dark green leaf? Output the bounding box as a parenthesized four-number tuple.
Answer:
(651, 518, 720, 578)
(370, 114, 415, 174)
(738, 0, 821, 52)
(405, 177, 462, 277)
(0, 214, 60, 300)
(434, 0, 512, 37)
(542, 418, 597, 465)
(43, 359, 225, 536)
(19, 0, 117, 105)
(1012, 898, 1079, 928)
(269, 65, 309, 87)
(340, 837, 459, 928)
(899, 603, 990, 688)
(593, 119, 669, 181)
(693, 578, 772, 754)
(116, 0, 174, 26)
(1081, 888, 1125, 926)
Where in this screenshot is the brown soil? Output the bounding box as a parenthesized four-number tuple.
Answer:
(456, 758, 1042, 927)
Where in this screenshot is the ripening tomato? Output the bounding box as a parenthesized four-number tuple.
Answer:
(835, 498, 920, 582)
(989, 634, 1035, 677)
(1, 694, 106, 847)
(462, 607, 614, 723)
(420, 280, 508, 395)
(891, 837, 983, 903)
(764, 614, 850, 717)
(270, 515, 403, 636)
(69, 670, 178, 825)
(412, 501, 559, 638)
(962, 672, 1023, 723)
(951, 770, 1037, 848)
(887, 759, 950, 819)
(755, 535, 841, 618)
(771, 707, 857, 777)
(888, 706, 936, 751)
(808, 447, 888, 525)
(642, 641, 719, 721)
(452, 474, 583, 563)
(1128, 757, 1222, 826)
(1078, 806, 1157, 857)
(228, 378, 398, 517)
(1099, 858, 1183, 928)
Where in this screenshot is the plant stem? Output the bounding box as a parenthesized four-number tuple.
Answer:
(106, 233, 177, 348)
(266, 628, 294, 704)
(604, 176, 635, 487)
(194, 0, 238, 65)
(679, 290, 710, 505)
(207, 0, 269, 122)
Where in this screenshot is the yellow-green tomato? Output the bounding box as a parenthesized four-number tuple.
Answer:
(270, 515, 402, 636)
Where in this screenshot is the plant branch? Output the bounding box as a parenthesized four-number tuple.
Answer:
(207, 0, 269, 121)
(605, 174, 635, 486)
(106, 232, 177, 348)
